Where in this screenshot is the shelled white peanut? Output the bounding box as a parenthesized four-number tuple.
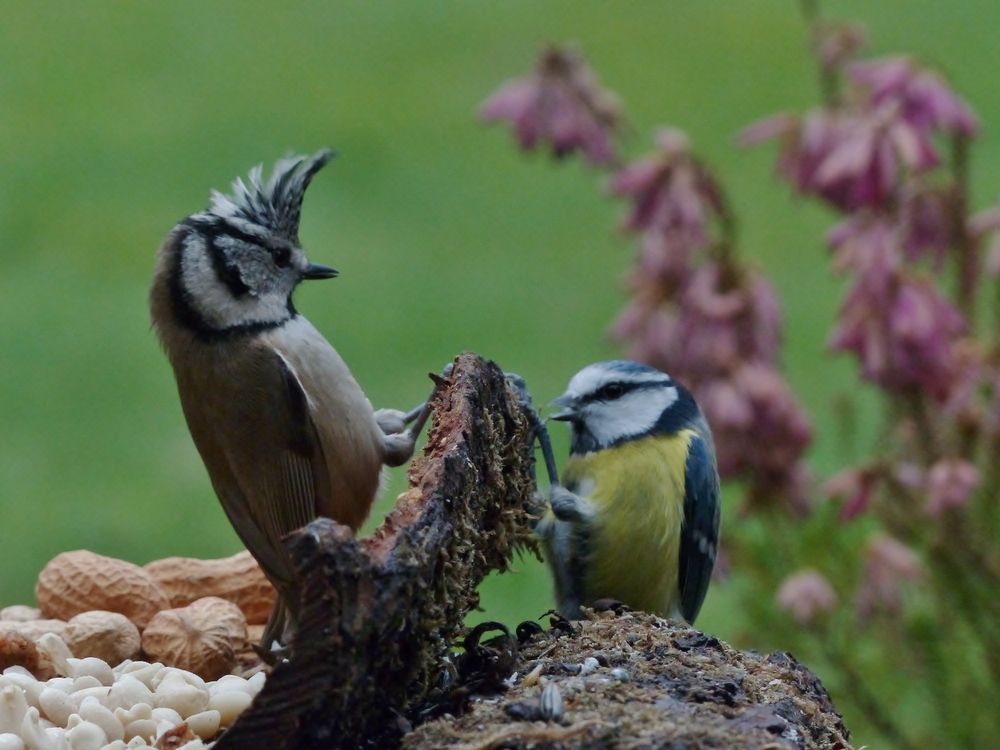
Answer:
(0, 634, 265, 750)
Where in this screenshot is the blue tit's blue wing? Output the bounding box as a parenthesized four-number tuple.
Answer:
(679, 433, 721, 624)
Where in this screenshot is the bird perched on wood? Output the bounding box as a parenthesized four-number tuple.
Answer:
(535, 360, 720, 624)
(150, 150, 427, 651)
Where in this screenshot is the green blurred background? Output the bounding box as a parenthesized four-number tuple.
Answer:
(1, 1, 997, 744)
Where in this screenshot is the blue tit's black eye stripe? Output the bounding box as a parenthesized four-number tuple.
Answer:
(582, 379, 665, 404)
(595, 382, 627, 401)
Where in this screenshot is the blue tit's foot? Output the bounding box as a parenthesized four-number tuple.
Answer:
(527, 489, 551, 532)
(550, 485, 593, 523)
(505, 372, 533, 408)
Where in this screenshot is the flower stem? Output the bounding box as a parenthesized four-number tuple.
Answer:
(819, 639, 918, 750)
(951, 134, 976, 325)
(798, 0, 839, 106)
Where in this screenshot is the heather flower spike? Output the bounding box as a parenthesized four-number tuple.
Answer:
(480, 45, 622, 165)
(856, 535, 923, 620)
(848, 56, 979, 136)
(777, 569, 838, 626)
(925, 459, 979, 516)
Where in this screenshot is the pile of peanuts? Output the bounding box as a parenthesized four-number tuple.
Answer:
(0, 549, 277, 749)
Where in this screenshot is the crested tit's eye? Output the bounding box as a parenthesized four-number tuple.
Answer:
(272, 246, 291, 268)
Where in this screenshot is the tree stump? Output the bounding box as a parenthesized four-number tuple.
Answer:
(214, 353, 852, 750)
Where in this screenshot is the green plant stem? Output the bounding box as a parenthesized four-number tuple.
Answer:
(903, 391, 940, 464)
(819, 638, 918, 750)
(928, 538, 1000, 686)
(798, 0, 838, 106)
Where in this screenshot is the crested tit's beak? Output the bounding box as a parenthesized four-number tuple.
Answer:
(549, 393, 578, 422)
(303, 263, 339, 280)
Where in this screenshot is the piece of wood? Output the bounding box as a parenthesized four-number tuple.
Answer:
(215, 353, 539, 750)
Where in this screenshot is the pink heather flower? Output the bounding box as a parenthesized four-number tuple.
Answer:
(480, 45, 622, 165)
(925, 459, 980, 516)
(670, 264, 782, 376)
(777, 569, 838, 626)
(612, 128, 723, 247)
(743, 107, 938, 212)
(698, 364, 812, 485)
(849, 56, 979, 137)
(941, 341, 989, 431)
(737, 113, 797, 147)
(898, 186, 953, 269)
(857, 535, 924, 620)
(830, 274, 966, 398)
(825, 466, 883, 521)
(611, 304, 680, 367)
(813, 110, 937, 208)
(812, 21, 867, 73)
(826, 216, 901, 286)
(893, 461, 925, 492)
(969, 203, 1000, 278)
(632, 231, 697, 292)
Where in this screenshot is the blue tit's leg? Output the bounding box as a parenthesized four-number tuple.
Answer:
(550, 484, 594, 523)
(505, 372, 560, 487)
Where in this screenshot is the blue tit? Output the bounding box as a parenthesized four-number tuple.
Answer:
(536, 360, 720, 624)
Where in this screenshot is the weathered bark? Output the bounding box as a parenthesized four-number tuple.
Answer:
(215, 353, 539, 750)
(215, 352, 852, 750)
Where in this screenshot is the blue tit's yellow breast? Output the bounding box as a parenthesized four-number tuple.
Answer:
(562, 430, 693, 616)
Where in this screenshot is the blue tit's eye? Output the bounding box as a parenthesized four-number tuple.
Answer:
(598, 383, 626, 400)
(272, 247, 291, 268)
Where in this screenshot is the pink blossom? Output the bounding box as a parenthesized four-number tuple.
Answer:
(824, 466, 882, 521)
(941, 341, 989, 430)
(830, 274, 966, 398)
(898, 186, 953, 268)
(812, 21, 867, 72)
(668, 264, 782, 376)
(826, 216, 901, 286)
(744, 107, 938, 212)
(611, 305, 679, 367)
(737, 113, 797, 147)
(857, 535, 924, 620)
(698, 365, 812, 486)
(612, 129, 722, 248)
(969, 203, 1000, 278)
(777, 569, 839, 626)
(632, 231, 696, 292)
(817, 111, 938, 208)
(925, 459, 979, 516)
(849, 56, 979, 136)
(480, 45, 622, 165)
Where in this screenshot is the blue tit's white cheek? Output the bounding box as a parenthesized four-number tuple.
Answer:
(584, 385, 679, 447)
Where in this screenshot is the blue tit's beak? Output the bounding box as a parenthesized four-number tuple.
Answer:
(303, 263, 339, 280)
(549, 393, 578, 422)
